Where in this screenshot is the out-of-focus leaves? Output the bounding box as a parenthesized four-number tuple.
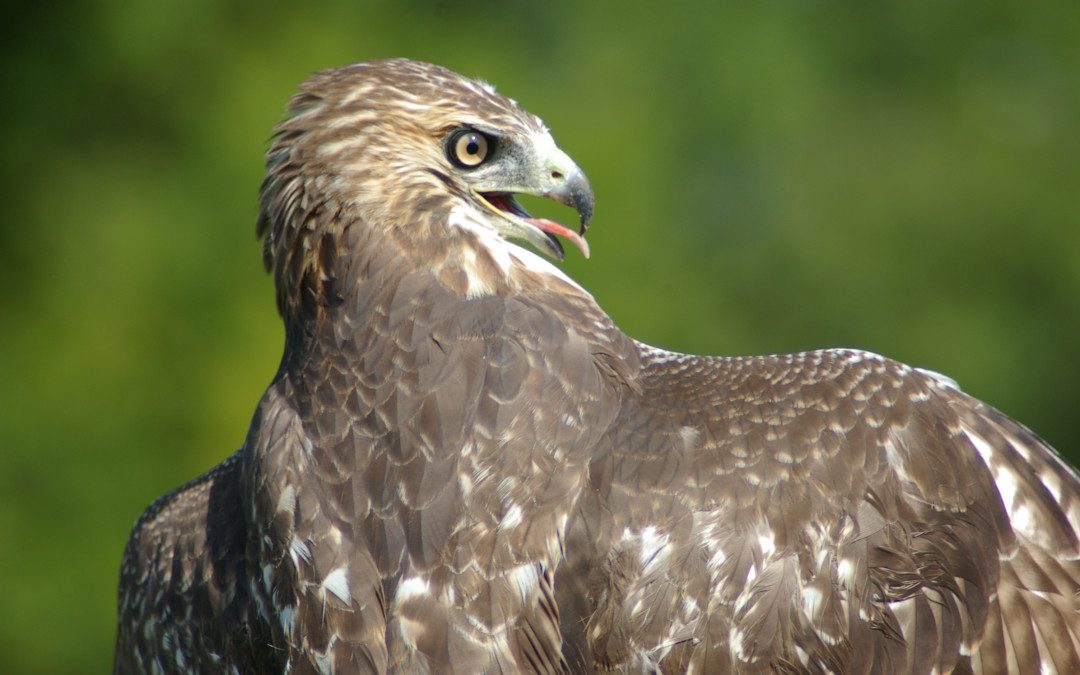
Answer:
(2, 1, 1078, 671)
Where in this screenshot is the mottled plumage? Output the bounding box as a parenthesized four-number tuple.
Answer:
(115, 59, 1080, 674)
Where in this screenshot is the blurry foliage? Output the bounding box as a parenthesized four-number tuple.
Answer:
(2, 1, 1078, 671)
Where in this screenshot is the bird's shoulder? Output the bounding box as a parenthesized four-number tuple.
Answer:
(611, 345, 961, 498)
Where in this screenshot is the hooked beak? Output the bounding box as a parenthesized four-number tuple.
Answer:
(473, 148, 595, 260)
(546, 167, 594, 235)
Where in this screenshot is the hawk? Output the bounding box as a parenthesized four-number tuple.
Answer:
(115, 59, 1080, 674)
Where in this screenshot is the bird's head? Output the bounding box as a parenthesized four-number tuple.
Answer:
(258, 59, 594, 318)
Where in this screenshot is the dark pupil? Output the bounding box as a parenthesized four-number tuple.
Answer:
(466, 138, 480, 155)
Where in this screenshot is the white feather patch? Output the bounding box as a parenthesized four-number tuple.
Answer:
(730, 627, 748, 661)
(510, 564, 539, 603)
(994, 465, 1020, 514)
(275, 484, 296, 515)
(757, 530, 777, 558)
(837, 558, 855, 588)
(801, 587, 823, 619)
(321, 567, 350, 603)
(395, 576, 431, 603)
(962, 425, 996, 464)
(289, 536, 312, 566)
(637, 526, 671, 573)
(498, 503, 523, 531)
(679, 425, 700, 447)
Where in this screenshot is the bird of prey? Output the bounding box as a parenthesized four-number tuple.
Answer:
(115, 59, 1080, 674)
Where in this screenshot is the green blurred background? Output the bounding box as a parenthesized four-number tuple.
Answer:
(3, 1, 1078, 671)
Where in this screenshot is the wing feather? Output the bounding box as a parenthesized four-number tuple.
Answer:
(114, 454, 281, 674)
(571, 345, 1080, 673)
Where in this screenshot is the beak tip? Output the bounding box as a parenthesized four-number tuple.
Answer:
(576, 198, 593, 236)
(565, 170, 594, 236)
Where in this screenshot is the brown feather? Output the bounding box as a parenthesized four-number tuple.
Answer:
(116, 59, 1080, 674)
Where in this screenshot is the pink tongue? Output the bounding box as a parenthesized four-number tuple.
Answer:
(526, 218, 591, 259)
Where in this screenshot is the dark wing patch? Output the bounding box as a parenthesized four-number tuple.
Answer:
(114, 454, 279, 674)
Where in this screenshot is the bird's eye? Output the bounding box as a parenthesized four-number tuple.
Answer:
(448, 129, 492, 168)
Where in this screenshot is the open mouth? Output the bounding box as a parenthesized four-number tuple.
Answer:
(477, 192, 590, 260)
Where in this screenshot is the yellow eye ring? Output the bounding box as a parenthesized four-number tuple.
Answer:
(448, 129, 491, 168)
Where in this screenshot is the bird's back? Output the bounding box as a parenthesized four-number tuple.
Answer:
(559, 346, 1080, 673)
